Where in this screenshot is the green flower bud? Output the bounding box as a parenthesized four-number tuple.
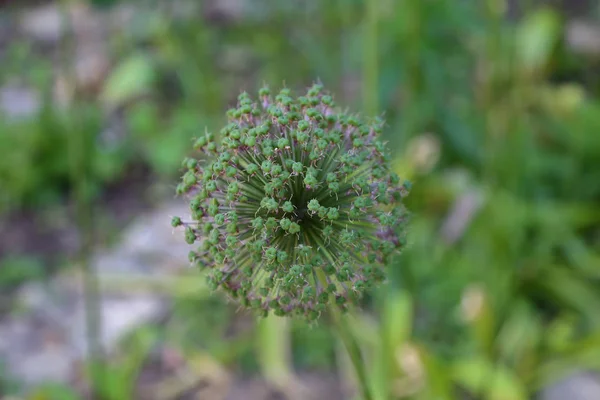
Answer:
(307, 199, 320, 212)
(304, 173, 318, 187)
(252, 217, 264, 230)
(280, 218, 292, 231)
(184, 227, 196, 244)
(282, 201, 294, 213)
(288, 222, 301, 234)
(246, 163, 259, 174)
(171, 216, 182, 228)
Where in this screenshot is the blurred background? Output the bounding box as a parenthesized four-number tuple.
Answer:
(0, 0, 599, 399)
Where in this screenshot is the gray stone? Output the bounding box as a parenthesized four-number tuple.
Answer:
(567, 20, 600, 56)
(0, 86, 40, 119)
(439, 188, 484, 245)
(204, 0, 248, 22)
(541, 372, 600, 400)
(20, 5, 65, 43)
(0, 203, 189, 387)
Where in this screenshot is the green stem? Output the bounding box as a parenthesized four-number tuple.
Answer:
(317, 270, 372, 400)
(257, 315, 294, 390)
(363, 0, 379, 116)
(330, 305, 373, 400)
(59, 1, 105, 397)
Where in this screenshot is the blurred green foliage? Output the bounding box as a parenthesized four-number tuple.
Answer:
(1, 0, 599, 399)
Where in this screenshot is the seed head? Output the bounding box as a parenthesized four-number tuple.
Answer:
(175, 84, 410, 319)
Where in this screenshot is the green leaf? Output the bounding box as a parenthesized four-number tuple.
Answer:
(534, 332, 600, 389)
(0, 255, 44, 288)
(383, 291, 413, 350)
(496, 301, 541, 372)
(452, 356, 528, 400)
(102, 53, 155, 107)
(517, 8, 561, 73)
(417, 345, 454, 400)
(537, 267, 600, 328)
(29, 383, 82, 400)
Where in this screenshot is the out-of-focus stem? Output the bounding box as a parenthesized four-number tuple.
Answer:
(363, 0, 379, 116)
(59, 0, 105, 396)
(257, 315, 295, 392)
(332, 307, 372, 400)
(317, 269, 372, 400)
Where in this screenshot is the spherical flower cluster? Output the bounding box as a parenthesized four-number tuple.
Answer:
(173, 84, 410, 319)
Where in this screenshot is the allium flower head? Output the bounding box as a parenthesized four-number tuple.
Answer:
(173, 84, 410, 319)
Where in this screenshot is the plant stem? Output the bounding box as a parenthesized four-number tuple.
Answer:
(330, 305, 373, 400)
(363, 0, 379, 116)
(317, 270, 372, 400)
(257, 315, 294, 392)
(59, 0, 105, 396)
